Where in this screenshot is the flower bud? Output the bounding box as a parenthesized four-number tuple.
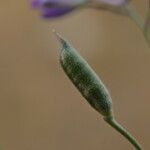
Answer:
(55, 33, 113, 117)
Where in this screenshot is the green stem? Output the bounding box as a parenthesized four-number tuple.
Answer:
(104, 117, 143, 150)
(143, 2, 150, 45)
(124, 3, 150, 47)
(125, 3, 145, 31)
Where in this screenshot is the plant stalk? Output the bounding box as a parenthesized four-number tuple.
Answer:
(125, 3, 144, 30)
(104, 117, 142, 150)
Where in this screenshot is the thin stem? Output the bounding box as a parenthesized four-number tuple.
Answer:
(84, 1, 128, 16)
(104, 117, 143, 150)
(124, 3, 150, 47)
(125, 3, 145, 30)
(146, 2, 150, 25)
(143, 1, 150, 45)
(148, 0, 150, 10)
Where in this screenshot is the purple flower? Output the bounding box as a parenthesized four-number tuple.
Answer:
(31, 0, 130, 18)
(31, 0, 85, 18)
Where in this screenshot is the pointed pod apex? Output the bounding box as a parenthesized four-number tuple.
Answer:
(52, 29, 62, 41)
(52, 29, 67, 47)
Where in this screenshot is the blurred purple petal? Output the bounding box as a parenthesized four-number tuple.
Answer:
(41, 6, 75, 18)
(31, 0, 129, 18)
(31, 0, 81, 18)
(32, 0, 41, 8)
(32, 0, 83, 8)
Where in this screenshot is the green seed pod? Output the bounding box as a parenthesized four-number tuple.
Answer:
(54, 33, 143, 150)
(56, 33, 113, 117)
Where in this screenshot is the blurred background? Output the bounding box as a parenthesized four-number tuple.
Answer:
(0, 0, 150, 150)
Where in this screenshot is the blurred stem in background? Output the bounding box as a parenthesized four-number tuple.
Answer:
(31, 0, 150, 45)
(143, 1, 150, 45)
(125, 3, 144, 30)
(86, 1, 150, 47)
(124, 3, 150, 46)
(112, 2, 150, 47)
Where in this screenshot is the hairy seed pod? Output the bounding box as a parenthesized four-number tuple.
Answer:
(56, 33, 113, 117)
(54, 32, 142, 150)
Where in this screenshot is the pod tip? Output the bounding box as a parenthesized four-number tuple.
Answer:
(52, 29, 65, 44)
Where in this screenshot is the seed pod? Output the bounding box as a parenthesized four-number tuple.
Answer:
(56, 33, 113, 117)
